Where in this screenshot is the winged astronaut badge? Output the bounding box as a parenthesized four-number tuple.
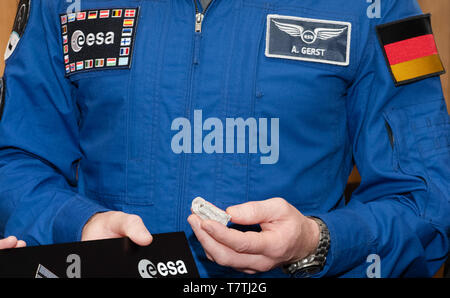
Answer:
(265, 14, 352, 66)
(272, 20, 347, 45)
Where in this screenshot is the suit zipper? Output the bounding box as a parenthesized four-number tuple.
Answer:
(177, 0, 216, 230)
(195, 13, 204, 33)
(194, 0, 213, 33)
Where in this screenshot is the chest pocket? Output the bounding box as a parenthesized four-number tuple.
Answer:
(64, 3, 140, 205)
(218, 1, 359, 211)
(65, 0, 167, 206)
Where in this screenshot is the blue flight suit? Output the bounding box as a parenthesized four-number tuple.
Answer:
(0, 0, 448, 277)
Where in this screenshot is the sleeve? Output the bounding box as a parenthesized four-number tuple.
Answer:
(0, 0, 109, 245)
(311, 0, 449, 277)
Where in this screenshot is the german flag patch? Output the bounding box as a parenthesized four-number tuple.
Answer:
(376, 14, 445, 86)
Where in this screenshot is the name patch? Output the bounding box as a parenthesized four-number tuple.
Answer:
(265, 14, 351, 66)
(60, 8, 139, 76)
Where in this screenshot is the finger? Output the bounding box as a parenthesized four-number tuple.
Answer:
(201, 219, 270, 255)
(237, 268, 258, 275)
(0, 236, 18, 249)
(112, 213, 153, 246)
(188, 215, 274, 272)
(188, 215, 216, 261)
(205, 252, 213, 262)
(15, 240, 26, 248)
(226, 198, 289, 225)
(189, 215, 252, 268)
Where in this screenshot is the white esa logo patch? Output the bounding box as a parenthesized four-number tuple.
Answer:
(71, 30, 115, 52)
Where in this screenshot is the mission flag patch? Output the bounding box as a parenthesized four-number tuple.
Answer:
(376, 14, 445, 86)
(60, 7, 139, 76)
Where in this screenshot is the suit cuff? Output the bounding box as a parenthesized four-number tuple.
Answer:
(53, 194, 110, 244)
(308, 203, 376, 277)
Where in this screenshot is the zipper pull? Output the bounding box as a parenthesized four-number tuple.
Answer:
(195, 13, 204, 33)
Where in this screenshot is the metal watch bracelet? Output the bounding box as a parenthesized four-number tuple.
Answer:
(282, 216, 330, 277)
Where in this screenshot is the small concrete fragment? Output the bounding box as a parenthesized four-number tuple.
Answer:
(191, 197, 231, 226)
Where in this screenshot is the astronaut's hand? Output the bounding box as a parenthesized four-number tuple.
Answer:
(81, 211, 153, 246)
(0, 236, 26, 249)
(188, 198, 320, 274)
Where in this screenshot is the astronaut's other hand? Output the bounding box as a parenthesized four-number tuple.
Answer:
(81, 211, 153, 246)
(0, 236, 26, 249)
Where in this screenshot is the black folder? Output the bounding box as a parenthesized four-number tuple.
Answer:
(0, 232, 199, 278)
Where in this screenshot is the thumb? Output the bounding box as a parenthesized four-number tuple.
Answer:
(226, 198, 288, 225)
(113, 213, 153, 246)
(0, 236, 18, 250)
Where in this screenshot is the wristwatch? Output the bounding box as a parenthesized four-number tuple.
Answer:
(282, 217, 330, 277)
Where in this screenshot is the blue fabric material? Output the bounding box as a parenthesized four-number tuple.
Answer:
(0, 0, 448, 277)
